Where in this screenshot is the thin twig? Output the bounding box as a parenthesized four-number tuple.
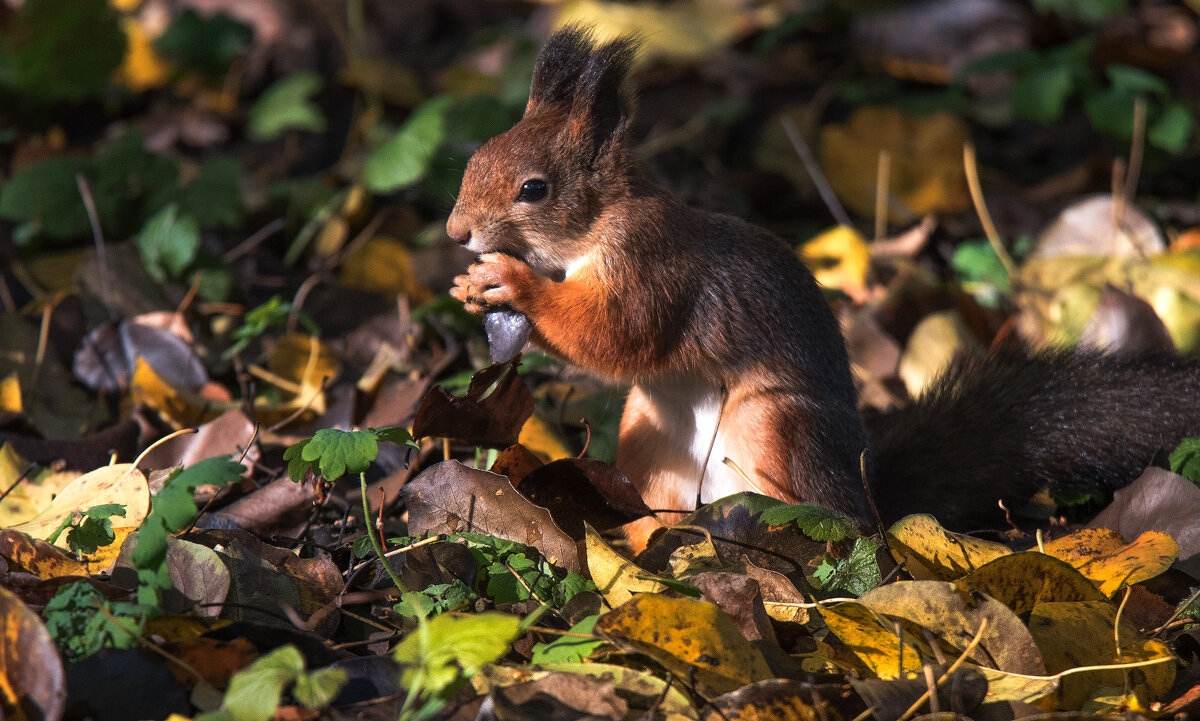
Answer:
(223, 218, 285, 263)
(875, 150, 891, 241)
(781, 116, 853, 228)
(895, 618, 990, 721)
(963, 143, 1017, 277)
(76, 173, 114, 319)
(694, 385, 728, 509)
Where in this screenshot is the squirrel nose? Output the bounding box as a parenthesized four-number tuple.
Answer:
(446, 216, 471, 245)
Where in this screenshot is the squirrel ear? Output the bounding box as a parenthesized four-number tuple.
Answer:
(567, 36, 637, 162)
(526, 26, 595, 115)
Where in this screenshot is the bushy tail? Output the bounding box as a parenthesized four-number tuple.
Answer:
(867, 350, 1200, 530)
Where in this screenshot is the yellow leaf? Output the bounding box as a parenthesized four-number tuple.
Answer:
(1043, 529, 1179, 596)
(898, 310, 980, 396)
(26, 249, 87, 294)
(585, 523, 668, 607)
(117, 17, 171, 92)
(340, 236, 432, 302)
(0, 585, 65, 721)
(1078, 532, 1179, 596)
(954, 552, 1105, 615)
(131, 358, 226, 428)
(0, 443, 81, 528)
(596, 594, 774, 695)
(551, 0, 780, 64)
(820, 106, 968, 223)
(886, 514, 1010, 580)
(266, 333, 340, 396)
(817, 601, 924, 679)
(798, 225, 870, 300)
(0, 373, 20, 413)
(0, 530, 88, 579)
(9, 463, 150, 558)
(518, 414, 572, 464)
(1028, 600, 1175, 710)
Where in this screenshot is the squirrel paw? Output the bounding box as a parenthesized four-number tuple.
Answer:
(455, 253, 540, 314)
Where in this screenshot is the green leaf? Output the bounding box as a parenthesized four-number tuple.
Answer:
(297, 428, 380, 482)
(1085, 88, 1138, 142)
(959, 48, 1041, 77)
(284, 439, 313, 482)
(154, 9, 253, 77)
(248, 73, 327, 141)
(43, 581, 145, 662)
(0, 156, 91, 240)
(132, 456, 244, 605)
(222, 646, 304, 721)
(1011, 63, 1075, 124)
(393, 611, 520, 701)
(1148, 102, 1193, 153)
(757, 503, 859, 541)
(369, 426, 421, 451)
(150, 156, 243, 228)
(136, 204, 200, 283)
(1170, 437, 1200, 485)
(815, 537, 882, 597)
(293, 667, 348, 710)
(1033, 0, 1127, 23)
(66, 515, 116, 555)
(81, 503, 127, 519)
(1106, 64, 1170, 97)
(0, 0, 126, 104)
(530, 615, 602, 664)
(364, 95, 453, 193)
(953, 239, 1012, 302)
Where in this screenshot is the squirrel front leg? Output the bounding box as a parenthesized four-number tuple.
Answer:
(453, 252, 659, 379)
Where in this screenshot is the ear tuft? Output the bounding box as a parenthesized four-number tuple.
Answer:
(567, 33, 637, 162)
(526, 25, 598, 115)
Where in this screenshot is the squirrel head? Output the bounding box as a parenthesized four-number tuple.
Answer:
(447, 27, 639, 277)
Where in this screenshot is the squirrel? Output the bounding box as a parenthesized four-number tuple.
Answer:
(446, 27, 1200, 546)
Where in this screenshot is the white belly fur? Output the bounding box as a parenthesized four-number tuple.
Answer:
(638, 379, 747, 505)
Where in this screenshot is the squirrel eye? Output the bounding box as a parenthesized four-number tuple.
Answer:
(516, 179, 549, 203)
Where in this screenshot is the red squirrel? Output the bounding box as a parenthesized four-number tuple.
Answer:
(446, 27, 1200, 544)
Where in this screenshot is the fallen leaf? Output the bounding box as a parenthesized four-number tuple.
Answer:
(886, 514, 1011, 581)
(1029, 600, 1175, 709)
(412, 359, 535, 449)
(516, 413, 572, 464)
(858, 580, 1046, 675)
(0, 530, 88, 579)
(131, 358, 226, 428)
(596, 594, 774, 696)
(798, 225, 871, 301)
(0, 584, 66, 721)
(1087, 467, 1200, 578)
(516, 459, 652, 538)
(1033, 194, 1165, 259)
(585, 523, 667, 606)
(817, 601, 925, 679)
(402, 460, 581, 573)
(703, 678, 866, 721)
(1043, 529, 1179, 596)
(340, 236, 432, 303)
(954, 552, 1105, 615)
(550, 0, 779, 64)
(9, 464, 150, 554)
(820, 106, 969, 223)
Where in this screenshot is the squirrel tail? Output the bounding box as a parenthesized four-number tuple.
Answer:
(867, 350, 1200, 530)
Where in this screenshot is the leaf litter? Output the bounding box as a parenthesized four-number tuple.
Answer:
(1, 1, 1200, 720)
